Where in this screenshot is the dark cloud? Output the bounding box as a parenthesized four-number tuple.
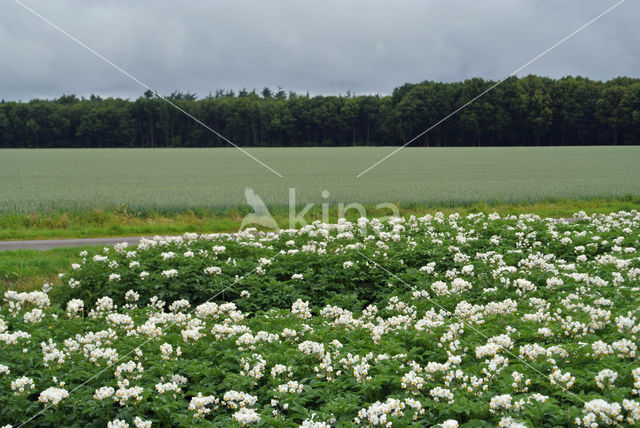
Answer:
(1, 0, 638, 100)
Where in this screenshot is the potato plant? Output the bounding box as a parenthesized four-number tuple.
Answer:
(2, 211, 640, 427)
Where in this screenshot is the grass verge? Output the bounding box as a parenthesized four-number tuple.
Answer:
(1, 196, 639, 241)
(0, 245, 100, 294)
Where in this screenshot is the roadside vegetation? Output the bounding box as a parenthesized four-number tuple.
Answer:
(2, 197, 639, 295)
(0, 246, 100, 295)
(1, 197, 640, 241)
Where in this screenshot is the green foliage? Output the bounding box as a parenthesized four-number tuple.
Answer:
(0, 246, 100, 295)
(2, 212, 640, 426)
(2, 76, 640, 149)
(56, 213, 614, 311)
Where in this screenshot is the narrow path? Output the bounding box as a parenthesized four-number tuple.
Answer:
(0, 218, 581, 251)
(0, 236, 149, 251)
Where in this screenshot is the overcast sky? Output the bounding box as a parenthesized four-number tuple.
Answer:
(1, 0, 638, 101)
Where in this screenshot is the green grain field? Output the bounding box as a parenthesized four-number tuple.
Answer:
(1, 146, 639, 213)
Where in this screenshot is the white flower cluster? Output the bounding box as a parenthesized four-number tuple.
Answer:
(159, 267, 179, 279)
(93, 386, 115, 400)
(159, 343, 181, 361)
(576, 399, 623, 426)
(489, 394, 512, 414)
(430, 387, 455, 405)
(511, 371, 530, 393)
(4, 290, 50, 311)
(355, 397, 424, 426)
(189, 392, 219, 419)
(155, 381, 181, 396)
(291, 299, 312, 319)
(232, 407, 261, 425)
(89, 296, 115, 318)
(300, 415, 332, 427)
(23, 308, 45, 324)
(168, 299, 190, 312)
(276, 380, 304, 394)
(548, 367, 575, 389)
(594, 369, 618, 390)
(114, 379, 144, 406)
(271, 364, 293, 379)
(11, 376, 35, 395)
(298, 341, 325, 358)
(222, 390, 258, 409)
(630, 367, 640, 397)
(66, 299, 84, 318)
(401, 370, 425, 395)
(204, 266, 222, 275)
(240, 353, 267, 383)
(38, 386, 69, 406)
(354, 398, 405, 426)
(115, 361, 144, 380)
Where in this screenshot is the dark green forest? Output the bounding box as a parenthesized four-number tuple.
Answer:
(2, 75, 640, 148)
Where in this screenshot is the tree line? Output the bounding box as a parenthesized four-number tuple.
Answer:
(1, 75, 639, 148)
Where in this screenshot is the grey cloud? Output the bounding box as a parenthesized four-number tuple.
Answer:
(1, 0, 638, 100)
